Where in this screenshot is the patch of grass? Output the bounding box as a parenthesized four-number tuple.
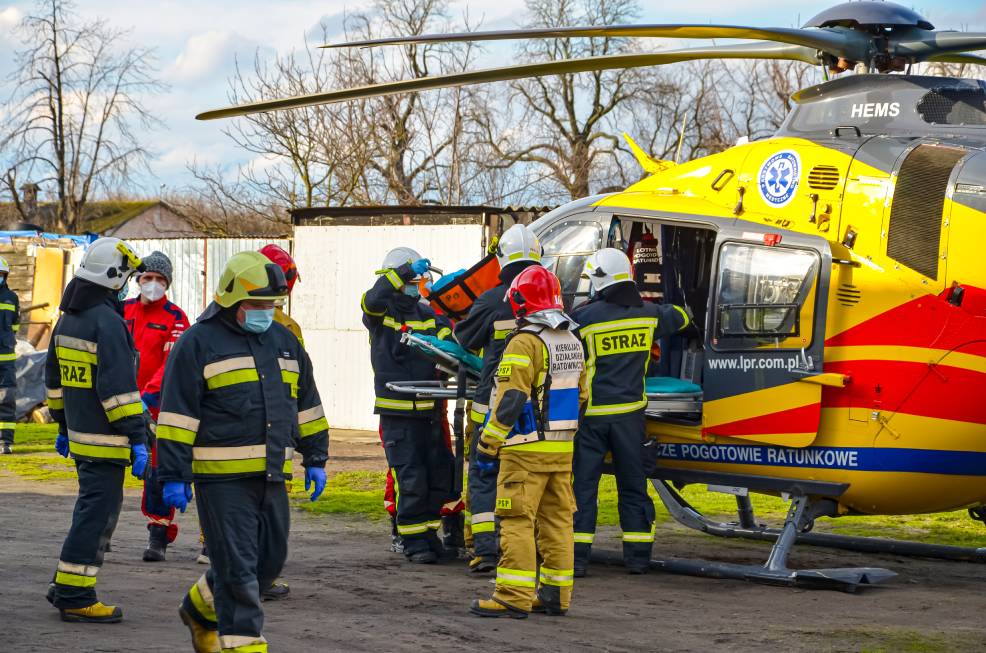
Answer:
(290, 471, 389, 519)
(0, 424, 140, 488)
(845, 628, 978, 653)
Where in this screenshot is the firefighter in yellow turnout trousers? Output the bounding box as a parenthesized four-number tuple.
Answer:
(470, 266, 587, 619)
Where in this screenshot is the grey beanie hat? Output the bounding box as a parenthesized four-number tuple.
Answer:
(140, 251, 173, 287)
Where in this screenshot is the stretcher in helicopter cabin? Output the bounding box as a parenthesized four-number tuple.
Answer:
(644, 375, 702, 418)
(384, 332, 481, 400)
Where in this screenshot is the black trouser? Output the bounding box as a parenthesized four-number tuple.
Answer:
(380, 413, 454, 556)
(573, 412, 656, 568)
(182, 477, 289, 646)
(51, 461, 124, 609)
(467, 420, 499, 558)
(0, 381, 15, 444)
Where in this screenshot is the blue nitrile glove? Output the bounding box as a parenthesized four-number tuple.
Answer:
(475, 442, 498, 473)
(55, 432, 70, 458)
(410, 258, 431, 276)
(163, 481, 193, 513)
(516, 403, 538, 437)
(305, 466, 327, 502)
(131, 443, 148, 479)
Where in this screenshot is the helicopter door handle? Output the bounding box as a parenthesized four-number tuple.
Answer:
(833, 125, 862, 138)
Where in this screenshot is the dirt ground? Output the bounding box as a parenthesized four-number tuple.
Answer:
(2, 438, 986, 652)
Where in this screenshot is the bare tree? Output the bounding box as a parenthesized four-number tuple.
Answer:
(475, 0, 656, 201)
(0, 0, 162, 232)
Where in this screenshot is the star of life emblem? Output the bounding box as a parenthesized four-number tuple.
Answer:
(758, 150, 800, 207)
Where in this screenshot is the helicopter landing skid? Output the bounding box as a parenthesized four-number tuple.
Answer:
(616, 480, 897, 592)
(653, 477, 986, 564)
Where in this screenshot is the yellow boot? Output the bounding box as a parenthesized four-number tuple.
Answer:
(59, 602, 123, 623)
(179, 606, 220, 653)
(469, 598, 528, 619)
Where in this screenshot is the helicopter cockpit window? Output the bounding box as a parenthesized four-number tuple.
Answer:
(714, 243, 819, 350)
(540, 218, 604, 310)
(917, 88, 986, 126)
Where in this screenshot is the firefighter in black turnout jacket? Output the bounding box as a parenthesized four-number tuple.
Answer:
(43, 237, 150, 623)
(363, 247, 455, 564)
(0, 255, 20, 454)
(571, 248, 690, 575)
(453, 224, 542, 572)
(159, 252, 328, 653)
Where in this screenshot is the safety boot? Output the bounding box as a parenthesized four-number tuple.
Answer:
(468, 556, 495, 574)
(60, 602, 123, 623)
(179, 606, 220, 653)
(261, 581, 290, 601)
(573, 564, 587, 578)
(143, 524, 168, 562)
(0, 442, 12, 454)
(197, 543, 210, 565)
(533, 587, 567, 616)
(407, 550, 438, 564)
(390, 535, 405, 554)
(442, 513, 465, 550)
(469, 598, 528, 619)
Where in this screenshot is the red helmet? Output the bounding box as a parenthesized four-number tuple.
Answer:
(507, 266, 563, 318)
(260, 244, 299, 292)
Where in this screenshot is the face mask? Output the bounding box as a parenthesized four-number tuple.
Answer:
(118, 285, 130, 301)
(140, 280, 166, 302)
(403, 284, 420, 299)
(241, 308, 275, 334)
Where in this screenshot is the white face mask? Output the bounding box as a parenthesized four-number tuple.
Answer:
(140, 280, 166, 302)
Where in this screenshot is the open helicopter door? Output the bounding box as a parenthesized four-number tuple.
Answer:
(701, 229, 832, 448)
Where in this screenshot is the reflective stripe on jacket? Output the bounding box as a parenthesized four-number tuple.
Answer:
(571, 299, 689, 417)
(361, 263, 451, 417)
(156, 302, 328, 483)
(44, 295, 146, 465)
(481, 325, 587, 455)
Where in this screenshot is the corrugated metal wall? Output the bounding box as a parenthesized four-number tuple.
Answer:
(293, 225, 485, 430)
(124, 238, 290, 315)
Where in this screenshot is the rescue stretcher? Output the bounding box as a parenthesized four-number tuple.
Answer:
(383, 332, 480, 400)
(644, 376, 702, 419)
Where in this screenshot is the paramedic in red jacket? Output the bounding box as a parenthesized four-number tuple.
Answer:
(123, 251, 189, 563)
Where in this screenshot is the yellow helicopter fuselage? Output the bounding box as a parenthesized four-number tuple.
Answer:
(582, 104, 986, 516)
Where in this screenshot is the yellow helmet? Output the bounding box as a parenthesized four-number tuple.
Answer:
(214, 251, 289, 308)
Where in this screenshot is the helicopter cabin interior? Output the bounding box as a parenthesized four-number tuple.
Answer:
(537, 210, 828, 435)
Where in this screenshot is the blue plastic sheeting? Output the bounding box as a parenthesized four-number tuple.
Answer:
(411, 334, 483, 372)
(646, 376, 702, 395)
(0, 230, 92, 245)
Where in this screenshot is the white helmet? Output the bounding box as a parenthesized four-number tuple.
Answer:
(75, 237, 143, 290)
(496, 224, 542, 268)
(582, 248, 633, 293)
(0, 256, 8, 275)
(382, 247, 421, 271)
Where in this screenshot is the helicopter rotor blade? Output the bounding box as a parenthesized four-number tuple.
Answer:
(925, 52, 986, 66)
(197, 42, 818, 121)
(323, 24, 865, 60)
(893, 32, 986, 61)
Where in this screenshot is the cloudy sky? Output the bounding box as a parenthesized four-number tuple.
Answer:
(0, 0, 984, 195)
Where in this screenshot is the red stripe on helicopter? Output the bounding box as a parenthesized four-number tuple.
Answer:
(825, 293, 986, 355)
(704, 403, 820, 437)
(823, 359, 986, 425)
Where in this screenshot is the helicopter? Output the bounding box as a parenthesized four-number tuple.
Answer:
(198, 1, 986, 591)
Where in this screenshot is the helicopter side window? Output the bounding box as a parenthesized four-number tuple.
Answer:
(540, 218, 604, 311)
(713, 243, 820, 350)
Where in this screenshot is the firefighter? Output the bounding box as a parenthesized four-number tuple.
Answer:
(470, 266, 587, 619)
(0, 256, 19, 454)
(260, 244, 304, 346)
(123, 250, 190, 562)
(160, 251, 328, 653)
(570, 248, 690, 576)
(43, 237, 149, 623)
(453, 223, 542, 573)
(362, 247, 455, 564)
(257, 243, 303, 600)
